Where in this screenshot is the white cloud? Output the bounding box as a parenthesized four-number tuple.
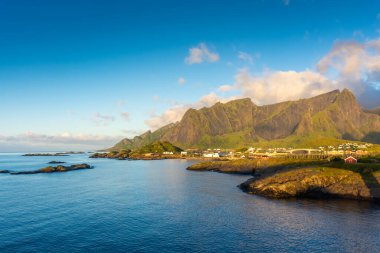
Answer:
(317, 39, 380, 94)
(218, 84, 234, 92)
(238, 51, 254, 64)
(145, 105, 188, 130)
(282, 0, 290, 6)
(145, 92, 236, 130)
(92, 113, 115, 126)
(231, 38, 380, 105)
(185, 43, 220, 64)
(232, 69, 336, 105)
(0, 132, 122, 151)
(120, 112, 130, 121)
(146, 37, 380, 130)
(178, 77, 186, 85)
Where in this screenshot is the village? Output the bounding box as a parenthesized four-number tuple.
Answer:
(176, 142, 372, 158)
(136, 142, 376, 164)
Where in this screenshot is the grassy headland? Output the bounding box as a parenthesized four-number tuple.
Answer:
(188, 157, 380, 202)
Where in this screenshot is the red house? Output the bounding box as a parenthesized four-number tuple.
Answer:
(344, 156, 357, 164)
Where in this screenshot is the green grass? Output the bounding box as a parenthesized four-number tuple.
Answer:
(131, 141, 183, 154)
(196, 130, 254, 149)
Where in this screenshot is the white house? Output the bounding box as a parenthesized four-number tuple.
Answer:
(203, 153, 220, 158)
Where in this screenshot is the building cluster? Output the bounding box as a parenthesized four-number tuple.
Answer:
(323, 143, 372, 156)
(175, 142, 374, 159)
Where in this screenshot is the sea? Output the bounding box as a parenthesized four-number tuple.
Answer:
(0, 153, 379, 253)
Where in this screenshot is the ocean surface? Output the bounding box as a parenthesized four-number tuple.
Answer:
(0, 153, 379, 253)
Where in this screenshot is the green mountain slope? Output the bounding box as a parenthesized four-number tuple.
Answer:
(131, 141, 183, 154)
(109, 89, 380, 150)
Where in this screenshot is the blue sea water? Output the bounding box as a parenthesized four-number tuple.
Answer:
(0, 153, 379, 253)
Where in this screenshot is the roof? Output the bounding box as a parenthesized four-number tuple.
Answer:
(344, 156, 357, 161)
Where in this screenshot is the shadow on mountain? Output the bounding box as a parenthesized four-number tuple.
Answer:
(358, 169, 380, 202)
(342, 133, 357, 141)
(362, 132, 380, 144)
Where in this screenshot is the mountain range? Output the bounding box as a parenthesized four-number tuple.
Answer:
(110, 89, 380, 151)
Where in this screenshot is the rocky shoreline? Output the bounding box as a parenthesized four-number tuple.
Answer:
(187, 158, 326, 175)
(239, 167, 380, 202)
(89, 151, 189, 161)
(187, 158, 380, 202)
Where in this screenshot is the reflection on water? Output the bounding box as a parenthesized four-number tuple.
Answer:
(0, 154, 379, 253)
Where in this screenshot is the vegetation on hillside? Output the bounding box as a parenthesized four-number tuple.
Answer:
(109, 89, 380, 151)
(131, 141, 183, 154)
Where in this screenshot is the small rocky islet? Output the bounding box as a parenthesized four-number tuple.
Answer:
(48, 161, 66, 164)
(22, 153, 69, 157)
(22, 152, 85, 157)
(1, 164, 92, 175)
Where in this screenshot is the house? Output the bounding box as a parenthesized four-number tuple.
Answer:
(344, 156, 357, 164)
(162, 151, 174, 155)
(180, 151, 188, 156)
(203, 153, 220, 158)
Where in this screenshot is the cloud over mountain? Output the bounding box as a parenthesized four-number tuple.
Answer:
(146, 38, 380, 130)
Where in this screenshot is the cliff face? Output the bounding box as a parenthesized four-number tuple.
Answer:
(110, 89, 380, 150)
(162, 98, 256, 146)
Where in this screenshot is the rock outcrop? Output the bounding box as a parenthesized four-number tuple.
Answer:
(22, 153, 69, 157)
(187, 159, 326, 175)
(90, 151, 130, 160)
(240, 167, 380, 201)
(9, 164, 93, 175)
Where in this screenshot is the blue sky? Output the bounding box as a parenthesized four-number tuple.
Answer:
(1, 0, 380, 151)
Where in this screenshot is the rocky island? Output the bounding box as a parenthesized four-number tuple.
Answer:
(22, 153, 69, 157)
(188, 157, 380, 202)
(22, 152, 85, 157)
(2, 164, 93, 175)
(239, 167, 380, 201)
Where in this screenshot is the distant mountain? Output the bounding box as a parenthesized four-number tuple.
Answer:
(109, 124, 175, 151)
(110, 89, 380, 150)
(365, 106, 380, 116)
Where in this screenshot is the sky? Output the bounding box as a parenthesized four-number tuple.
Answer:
(1, 0, 380, 151)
